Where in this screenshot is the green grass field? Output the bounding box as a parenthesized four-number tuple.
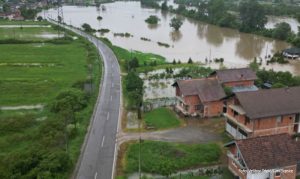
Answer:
(143, 108, 181, 129)
(0, 21, 102, 178)
(123, 141, 221, 175)
(0, 20, 49, 25)
(0, 42, 88, 106)
(0, 27, 59, 40)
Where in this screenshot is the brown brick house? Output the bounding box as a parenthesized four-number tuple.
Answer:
(210, 68, 257, 89)
(225, 134, 299, 179)
(225, 87, 300, 139)
(172, 78, 226, 117)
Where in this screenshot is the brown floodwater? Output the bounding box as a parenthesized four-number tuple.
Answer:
(42, 1, 300, 74)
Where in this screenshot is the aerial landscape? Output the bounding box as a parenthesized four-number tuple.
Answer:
(1, 0, 300, 179)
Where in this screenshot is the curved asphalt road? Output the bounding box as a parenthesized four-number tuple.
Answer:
(50, 20, 121, 179)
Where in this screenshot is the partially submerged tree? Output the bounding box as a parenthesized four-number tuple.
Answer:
(169, 17, 183, 31)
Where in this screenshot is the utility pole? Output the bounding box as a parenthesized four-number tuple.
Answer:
(57, 0, 64, 38)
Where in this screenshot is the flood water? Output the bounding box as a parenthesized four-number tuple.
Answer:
(42, 1, 300, 74)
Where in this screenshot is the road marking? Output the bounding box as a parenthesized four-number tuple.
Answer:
(112, 83, 114, 87)
(107, 112, 110, 121)
(94, 172, 97, 179)
(101, 136, 105, 147)
(110, 95, 112, 101)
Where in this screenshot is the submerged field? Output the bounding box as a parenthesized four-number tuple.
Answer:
(0, 21, 101, 178)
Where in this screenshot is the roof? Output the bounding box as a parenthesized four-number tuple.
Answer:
(234, 134, 298, 170)
(173, 78, 226, 102)
(235, 86, 300, 119)
(231, 85, 258, 93)
(210, 68, 257, 83)
(283, 47, 300, 55)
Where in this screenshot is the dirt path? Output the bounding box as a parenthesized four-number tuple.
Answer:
(117, 119, 223, 144)
(0, 104, 44, 110)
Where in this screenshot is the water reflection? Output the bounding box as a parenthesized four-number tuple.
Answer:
(235, 34, 265, 60)
(169, 30, 182, 42)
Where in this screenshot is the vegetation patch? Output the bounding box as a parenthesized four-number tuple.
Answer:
(145, 15, 160, 25)
(157, 41, 170, 48)
(123, 141, 222, 176)
(143, 108, 181, 129)
(114, 32, 133, 38)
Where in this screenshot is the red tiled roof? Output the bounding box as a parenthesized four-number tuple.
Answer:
(235, 134, 298, 170)
(235, 86, 300, 119)
(173, 78, 226, 102)
(211, 68, 257, 83)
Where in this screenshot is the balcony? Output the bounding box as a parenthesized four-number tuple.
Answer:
(227, 151, 246, 170)
(224, 113, 253, 133)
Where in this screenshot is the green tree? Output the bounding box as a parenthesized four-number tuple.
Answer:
(37, 16, 43, 21)
(188, 57, 193, 64)
(169, 17, 183, 31)
(125, 72, 144, 109)
(272, 22, 292, 40)
(145, 15, 160, 25)
(207, 0, 225, 23)
(2, 3, 10, 13)
(97, 16, 102, 21)
(81, 23, 95, 33)
(161, 0, 168, 11)
(239, 0, 267, 31)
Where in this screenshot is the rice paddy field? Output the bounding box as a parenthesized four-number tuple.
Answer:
(0, 20, 102, 178)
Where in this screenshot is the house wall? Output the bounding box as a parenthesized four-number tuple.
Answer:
(183, 95, 201, 114)
(203, 101, 223, 117)
(279, 165, 297, 179)
(227, 145, 247, 179)
(252, 115, 295, 137)
(175, 86, 182, 97)
(223, 80, 255, 88)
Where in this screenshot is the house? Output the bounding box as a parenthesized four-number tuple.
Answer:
(172, 78, 226, 118)
(225, 134, 299, 179)
(209, 68, 258, 92)
(283, 47, 300, 59)
(225, 87, 300, 139)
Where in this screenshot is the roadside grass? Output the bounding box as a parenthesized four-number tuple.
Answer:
(100, 37, 166, 72)
(0, 20, 49, 25)
(0, 27, 59, 40)
(143, 107, 181, 130)
(136, 63, 201, 73)
(124, 141, 222, 175)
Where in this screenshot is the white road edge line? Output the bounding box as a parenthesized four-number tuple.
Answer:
(107, 112, 110, 121)
(110, 95, 112, 101)
(101, 136, 105, 147)
(94, 172, 97, 179)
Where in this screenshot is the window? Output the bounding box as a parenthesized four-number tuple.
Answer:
(245, 117, 250, 125)
(233, 110, 238, 117)
(276, 116, 282, 123)
(275, 171, 281, 177)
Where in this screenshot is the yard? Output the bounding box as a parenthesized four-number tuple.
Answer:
(143, 107, 181, 129)
(118, 140, 222, 178)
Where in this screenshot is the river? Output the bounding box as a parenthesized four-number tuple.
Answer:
(41, 1, 300, 75)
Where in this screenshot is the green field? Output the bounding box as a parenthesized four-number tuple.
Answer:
(0, 43, 87, 106)
(144, 108, 181, 129)
(122, 141, 221, 176)
(0, 21, 102, 178)
(0, 26, 59, 40)
(0, 20, 49, 25)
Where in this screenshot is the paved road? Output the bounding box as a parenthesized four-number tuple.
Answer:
(51, 21, 121, 179)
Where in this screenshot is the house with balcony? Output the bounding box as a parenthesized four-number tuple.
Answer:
(210, 68, 258, 92)
(225, 134, 299, 179)
(172, 78, 226, 118)
(225, 87, 300, 139)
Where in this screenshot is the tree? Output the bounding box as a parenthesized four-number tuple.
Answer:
(97, 16, 102, 21)
(172, 59, 176, 65)
(20, 7, 37, 20)
(81, 23, 95, 33)
(239, 0, 267, 31)
(2, 3, 10, 13)
(169, 17, 183, 31)
(37, 16, 43, 21)
(145, 15, 160, 25)
(161, 0, 168, 11)
(127, 57, 139, 71)
(188, 57, 193, 64)
(125, 72, 144, 109)
(272, 22, 292, 40)
(207, 0, 225, 24)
